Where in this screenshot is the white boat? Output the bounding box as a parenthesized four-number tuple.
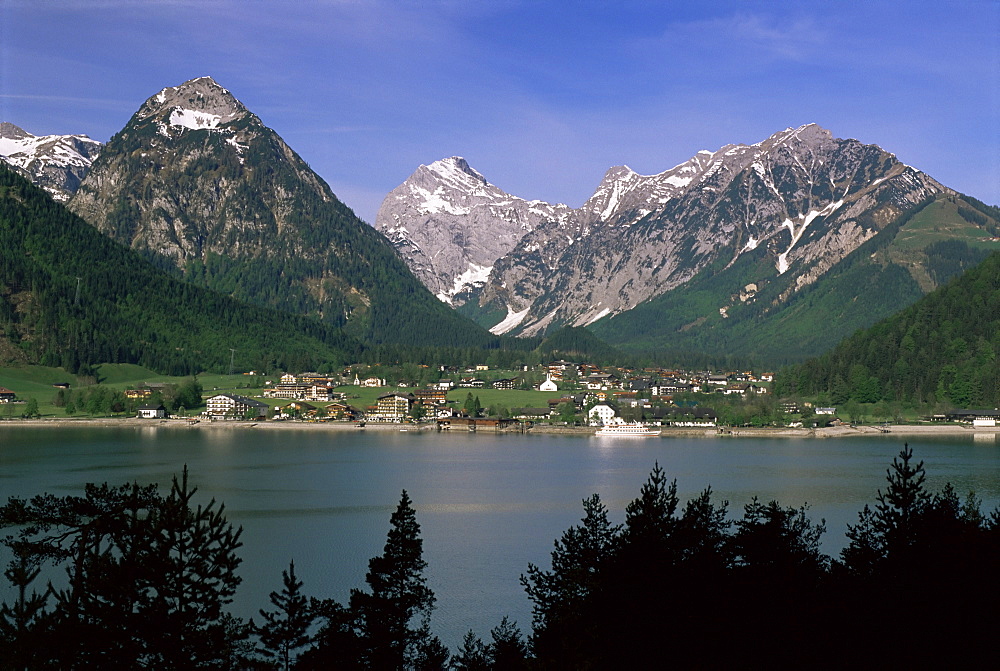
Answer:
(595, 422, 661, 437)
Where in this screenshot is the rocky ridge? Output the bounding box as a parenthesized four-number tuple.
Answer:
(381, 124, 948, 337)
(0, 122, 102, 201)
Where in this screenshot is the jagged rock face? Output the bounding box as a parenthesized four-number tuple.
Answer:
(69, 76, 333, 265)
(384, 124, 946, 336)
(375, 157, 574, 303)
(0, 122, 101, 201)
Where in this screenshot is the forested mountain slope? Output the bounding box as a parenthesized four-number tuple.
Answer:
(776, 250, 1000, 407)
(68, 77, 492, 348)
(0, 165, 361, 375)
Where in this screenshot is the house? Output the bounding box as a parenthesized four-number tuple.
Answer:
(280, 373, 298, 384)
(491, 378, 517, 390)
(413, 388, 448, 405)
(588, 404, 617, 426)
(0, 387, 16, 403)
(434, 406, 458, 419)
(263, 383, 312, 399)
(205, 394, 269, 419)
(324, 402, 361, 421)
(436, 379, 455, 390)
(458, 378, 485, 388)
(815, 407, 837, 415)
(125, 388, 153, 400)
(277, 401, 317, 418)
(585, 373, 618, 390)
(137, 403, 166, 419)
(945, 409, 1000, 426)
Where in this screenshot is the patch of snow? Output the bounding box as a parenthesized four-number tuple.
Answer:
(663, 174, 692, 188)
(776, 199, 844, 274)
(439, 263, 492, 303)
(490, 306, 530, 335)
(0, 132, 98, 169)
(225, 136, 247, 164)
(412, 185, 472, 216)
(583, 307, 611, 325)
(168, 107, 223, 130)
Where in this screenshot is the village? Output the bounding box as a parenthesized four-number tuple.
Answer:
(4, 359, 1000, 430)
(121, 362, 776, 428)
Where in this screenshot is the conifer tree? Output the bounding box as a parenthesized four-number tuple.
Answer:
(487, 617, 529, 670)
(521, 493, 618, 662)
(349, 490, 435, 669)
(257, 559, 313, 671)
(451, 630, 490, 671)
(874, 444, 931, 555)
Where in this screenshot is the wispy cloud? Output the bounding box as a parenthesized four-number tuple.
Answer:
(0, 94, 130, 109)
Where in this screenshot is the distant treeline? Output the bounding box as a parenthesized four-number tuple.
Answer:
(2, 446, 997, 669)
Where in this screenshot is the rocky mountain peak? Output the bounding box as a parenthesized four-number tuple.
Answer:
(137, 76, 248, 130)
(0, 122, 31, 140)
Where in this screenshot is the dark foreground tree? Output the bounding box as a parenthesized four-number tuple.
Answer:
(835, 444, 1000, 667)
(0, 467, 245, 669)
(348, 489, 436, 669)
(257, 559, 314, 670)
(521, 493, 618, 667)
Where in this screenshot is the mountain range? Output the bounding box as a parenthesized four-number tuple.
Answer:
(5, 80, 999, 367)
(377, 125, 999, 362)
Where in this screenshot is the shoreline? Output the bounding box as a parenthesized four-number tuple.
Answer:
(1, 417, 997, 439)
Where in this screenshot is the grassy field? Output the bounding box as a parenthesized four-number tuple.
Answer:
(0, 364, 574, 418)
(893, 199, 1000, 251)
(0, 364, 269, 418)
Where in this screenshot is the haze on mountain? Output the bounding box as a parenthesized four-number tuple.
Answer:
(66, 77, 493, 349)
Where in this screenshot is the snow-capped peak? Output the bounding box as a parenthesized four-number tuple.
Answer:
(139, 76, 247, 129)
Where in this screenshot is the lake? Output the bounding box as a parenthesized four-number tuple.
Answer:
(1, 424, 998, 649)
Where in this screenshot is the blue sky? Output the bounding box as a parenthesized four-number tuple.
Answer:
(2, 0, 997, 223)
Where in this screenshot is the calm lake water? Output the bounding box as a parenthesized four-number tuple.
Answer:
(1, 425, 998, 649)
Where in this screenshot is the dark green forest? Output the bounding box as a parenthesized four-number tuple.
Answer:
(3, 448, 997, 668)
(0, 166, 361, 375)
(776, 251, 1000, 408)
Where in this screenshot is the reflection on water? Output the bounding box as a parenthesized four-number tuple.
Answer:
(1, 425, 998, 649)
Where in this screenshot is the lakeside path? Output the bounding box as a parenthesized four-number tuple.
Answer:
(1, 417, 997, 439)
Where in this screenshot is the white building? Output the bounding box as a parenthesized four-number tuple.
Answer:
(539, 374, 558, 392)
(137, 403, 166, 419)
(588, 404, 617, 426)
(206, 394, 269, 419)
